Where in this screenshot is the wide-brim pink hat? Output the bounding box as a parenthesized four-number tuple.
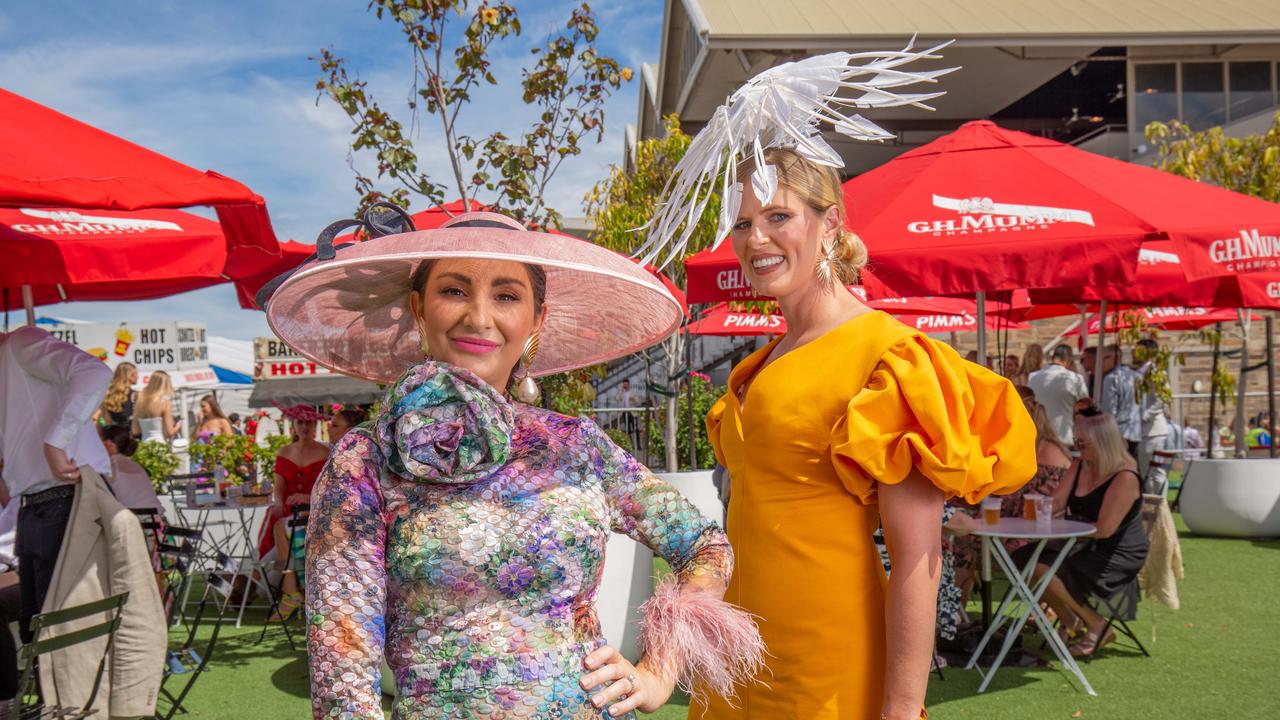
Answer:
(262, 211, 683, 383)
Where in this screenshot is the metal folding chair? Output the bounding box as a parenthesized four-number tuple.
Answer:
(156, 553, 236, 720)
(16, 593, 129, 719)
(257, 504, 309, 650)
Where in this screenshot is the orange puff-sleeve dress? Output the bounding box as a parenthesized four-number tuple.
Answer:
(692, 310, 1036, 720)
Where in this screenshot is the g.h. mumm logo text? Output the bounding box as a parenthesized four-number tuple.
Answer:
(906, 195, 1096, 236)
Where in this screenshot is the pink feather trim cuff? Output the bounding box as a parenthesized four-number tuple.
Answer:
(638, 577, 765, 705)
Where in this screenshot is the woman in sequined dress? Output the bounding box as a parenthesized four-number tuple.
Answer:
(260, 208, 762, 720)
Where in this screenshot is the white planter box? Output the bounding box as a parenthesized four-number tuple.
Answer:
(1180, 458, 1280, 538)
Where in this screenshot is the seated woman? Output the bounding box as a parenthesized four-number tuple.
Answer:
(1016, 407, 1149, 657)
(258, 405, 330, 620)
(953, 398, 1073, 602)
(102, 426, 165, 514)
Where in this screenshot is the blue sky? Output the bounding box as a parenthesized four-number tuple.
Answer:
(2, 0, 663, 339)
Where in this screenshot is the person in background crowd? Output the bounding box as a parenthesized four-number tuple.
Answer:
(101, 426, 164, 514)
(617, 378, 640, 447)
(1019, 408, 1148, 658)
(964, 349, 978, 364)
(1133, 339, 1171, 494)
(228, 413, 243, 435)
(1029, 345, 1090, 447)
(1081, 346, 1098, 390)
(327, 407, 367, 444)
(93, 362, 138, 431)
(133, 371, 180, 444)
(1245, 413, 1273, 449)
(1100, 345, 1142, 457)
(260, 405, 330, 621)
(1016, 343, 1044, 386)
(1003, 354, 1020, 380)
(194, 394, 234, 441)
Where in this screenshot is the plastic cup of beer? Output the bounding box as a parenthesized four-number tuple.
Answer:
(1023, 494, 1039, 520)
(982, 497, 1001, 525)
(1034, 495, 1054, 528)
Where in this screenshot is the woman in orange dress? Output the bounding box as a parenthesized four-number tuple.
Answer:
(691, 150, 1036, 719)
(637, 45, 1036, 718)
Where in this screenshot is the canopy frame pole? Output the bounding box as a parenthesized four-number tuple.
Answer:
(976, 291, 987, 368)
(1208, 322, 1221, 456)
(1267, 315, 1277, 459)
(21, 285, 35, 327)
(1234, 310, 1252, 457)
(1092, 300, 1108, 402)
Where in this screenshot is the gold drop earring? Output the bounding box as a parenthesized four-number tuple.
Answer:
(417, 323, 431, 357)
(815, 237, 839, 288)
(513, 332, 542, 404)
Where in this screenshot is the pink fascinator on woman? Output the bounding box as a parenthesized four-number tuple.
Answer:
(275, 403, 327, 422)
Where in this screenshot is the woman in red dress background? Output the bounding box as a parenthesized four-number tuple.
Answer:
(258, 404, 330, 619)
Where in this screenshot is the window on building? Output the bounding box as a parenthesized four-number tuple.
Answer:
(1182, 62, 1226, 130)
(1228, 62, 1274, 121)
(1134, 63, 1177, 137)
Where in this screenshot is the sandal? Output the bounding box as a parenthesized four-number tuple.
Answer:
(270, 591, 303, 622)
(1069, 627, 1115, 657)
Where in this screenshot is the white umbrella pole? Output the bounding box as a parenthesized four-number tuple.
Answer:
(1092, 300, 1108, 402)
(976, 291, 987, 368)
(21, 285, 35, 327)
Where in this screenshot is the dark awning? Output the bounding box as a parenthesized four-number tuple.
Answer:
(248, 375, 382, 408)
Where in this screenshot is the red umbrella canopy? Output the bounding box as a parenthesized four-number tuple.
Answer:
(685, 302, 1026, 337)
(1029, 240, 1280, 310)
(685, 303, 786, 336)
(842, 120, 1280, 296)
(1, 207, 229, 310)
(0, 89, 277, 254)
(844, 120, 1143, 296)
(1063, 307, 1255, 335)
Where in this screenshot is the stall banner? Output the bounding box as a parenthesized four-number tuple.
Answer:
(254, 337, 332, 379)
(43, 321, 214, 388)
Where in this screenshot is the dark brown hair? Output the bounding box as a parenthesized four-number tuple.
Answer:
(410, 259, 547, 313)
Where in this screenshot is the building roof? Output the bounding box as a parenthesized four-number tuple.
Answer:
(693, 0, 1280, 43)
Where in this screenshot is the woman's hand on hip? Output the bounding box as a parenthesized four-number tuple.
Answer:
(580, 644, 675, 715)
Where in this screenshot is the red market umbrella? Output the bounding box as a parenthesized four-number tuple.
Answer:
(685, 302, 1025, 337)
(685, 304, 785, 336)
(1, 208, 230, 311)
(1063, 307, 1257, 335)
(842, 120, 1280, 297)
(0, 89, 277, 256)
(1030, 240, 1280, 310)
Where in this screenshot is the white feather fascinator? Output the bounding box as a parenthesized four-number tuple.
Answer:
(636, 37, 957, 267)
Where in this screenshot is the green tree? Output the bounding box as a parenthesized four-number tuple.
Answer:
(1145, 114, 1280, 202)
(585, 114, 724, 470)
(645, 372, 722, 472)
(1145, 115, 1277, 455)
(317, 0, 630, 228)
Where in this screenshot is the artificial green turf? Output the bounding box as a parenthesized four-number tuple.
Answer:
(163, 517, 1278, 718)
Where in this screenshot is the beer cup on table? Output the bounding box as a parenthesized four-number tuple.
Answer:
(982, 497, 1001, 525)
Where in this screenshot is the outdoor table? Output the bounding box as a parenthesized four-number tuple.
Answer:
(180, 500, 269, 627)
(965, 517, 1098, 695)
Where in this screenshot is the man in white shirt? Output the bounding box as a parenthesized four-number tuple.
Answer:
(1100, 344, 1143, 457)
(0, 326, 111, 641)
(1028, 344, 1090, 446)
(1134, 339, 1171, 495)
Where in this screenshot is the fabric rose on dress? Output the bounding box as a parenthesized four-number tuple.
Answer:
(374, 361, 514, 485)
